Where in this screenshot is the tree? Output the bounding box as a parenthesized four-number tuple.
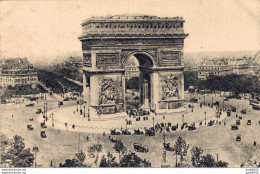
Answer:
(120, 152, 151, 167)
(113, 140, 127, 162)
(99, 152, 119, 167)
(190, 146, 229, 168)
(190, 146, 203, 167)
(1, 135, 34, 167)
(200, 154, 215, 167)
(59, 159, 82, 167)
(215, 160, 229, 167)
(173, 136, 189, 167)
(88, 144, 102, 165)
(75, 150, 86, 166)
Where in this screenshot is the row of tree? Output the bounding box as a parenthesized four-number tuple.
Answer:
(184, 72, 260, 95)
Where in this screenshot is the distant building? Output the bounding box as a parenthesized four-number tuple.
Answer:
(198, 58, 232, 80)
(198, 57, 259, 80)
(0, 58, 38, 87)
(125, 56, 140, 80)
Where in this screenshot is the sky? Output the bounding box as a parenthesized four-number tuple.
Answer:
(0, 0, 259, 63)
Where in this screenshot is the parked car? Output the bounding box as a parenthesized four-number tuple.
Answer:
(213, 101, 220, 106)
(163, 143, 173, 151)
(236, 120, 241, 125)
(247, 120, 252, 125)
(26, 103, 34, 107)
(145, 128, 155, 136)
(188, 123, 196, 130)
(29, 117, 34, 121)
(36, 109, 42, 114)
(231, 125, 239, 130)
(40, 122, 47, 128)
(231, 107, 236, 112)
(133, 143, 149, 153)
(109, 137, 118, 143)
(121, 129, 131, 135)
(134, 129, 144, 135)
(190, 98, 198, 103)
(110, 129, 120, 135)
(241, 109, 247, 114)
(41, 131, 47, 138)
(27, 125, 34, 130)
(227, 110, 231, 116)
(208, 120, 215, 126)
(236, 135, 241, 142)
(239, 116, 243, 120)
(224, 98, 229, 101)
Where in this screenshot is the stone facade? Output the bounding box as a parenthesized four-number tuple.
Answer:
(79, 15, 188, 114)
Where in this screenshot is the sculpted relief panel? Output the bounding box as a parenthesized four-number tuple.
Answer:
(99, 79, 116, 104)
(161, 74, 179, 100)
(83, 53, 91, 67)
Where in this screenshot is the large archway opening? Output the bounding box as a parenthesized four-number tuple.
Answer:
(124, 53, 154, 111)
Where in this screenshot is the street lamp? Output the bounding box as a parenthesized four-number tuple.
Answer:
(153, 117, 155, 130)
(33, 146, 39, 168)
(52, 113, 54, 127)
(204, 95, 206, 106)
(204, 112, 207, 125)
(83, 106, 86, 117)
(212, 97, 213, 107)
(125, 119, 128, 130)
(88, 108, 90, 121)
(182, 114, 184, 125)
(223, 100, 225, 111)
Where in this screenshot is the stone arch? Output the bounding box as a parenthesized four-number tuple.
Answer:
(122, 50, 156, 69)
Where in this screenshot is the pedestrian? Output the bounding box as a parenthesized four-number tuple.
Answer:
(11, 114, 13, 118)
(224, 122, 226, 126)
(86, 136, 89, 141)
(254, 141, 256, 146)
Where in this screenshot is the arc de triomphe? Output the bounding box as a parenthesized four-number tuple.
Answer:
(78, 15, 188, 115)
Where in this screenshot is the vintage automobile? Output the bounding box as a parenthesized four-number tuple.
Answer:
(188, 123, 196, 130)
(29, 117, 34, 121)
(236, 120, 241, 125)
(58, 101, 63, 106)
(121, 129, 131, 135)
(247, 120, 252, 125)
(134, 129, 144, 135)
(208, 120, 215, 126)
(27, 125, 34, 130)
(227, 110, 231, 116)
(171, 123, 178, 131)
(36, 109, 42, 114)
(110, 129, 120, 135)
(236, 134, 241, 142)
(26, 103, 34, 107)
(231, 107, 237, 112)
(239, 116, 243, 120)
(190, 98, 198, 103)
(181, 122, 188, 130)
(241, 109, 247, 114)
(224, 98, 229, 101)
(41, 131, 47, 138)
(163, 143, 173, 151)
(133, 143, 149, 153)
(40, 122, 47, 128)
(145, 128, 155, 136)
(108, 136, 118, 143)
(213, 101, 220, 106)
(231, 125, 239, 130)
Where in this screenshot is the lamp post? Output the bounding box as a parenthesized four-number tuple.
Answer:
(125, 119, 128, 130)
(33, 146, 39, 168)
(52, 113, 54, 127)
(88, 108, 90, 121)
(153, 117, 155, 130)
(223, 100, 225, 111)
(76, 101, 79, 112)
(204, 95, 206, 106)
(83, 106, 86, 117)
(212, 97, 213, 107)
(204, 112, 207, 125)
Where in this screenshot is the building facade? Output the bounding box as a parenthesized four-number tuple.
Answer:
(79, 15, 188, 114)
(0, 58, 38, 87)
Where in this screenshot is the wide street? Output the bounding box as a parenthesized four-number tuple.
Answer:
(1, 92, 259, 167)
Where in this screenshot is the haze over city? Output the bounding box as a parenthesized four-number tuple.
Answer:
(0, 0, 259, 64)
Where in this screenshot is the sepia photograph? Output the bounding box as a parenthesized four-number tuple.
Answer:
(0, 0, 259, 173)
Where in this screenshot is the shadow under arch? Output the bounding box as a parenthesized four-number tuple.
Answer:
(122, 51, 156, 69)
